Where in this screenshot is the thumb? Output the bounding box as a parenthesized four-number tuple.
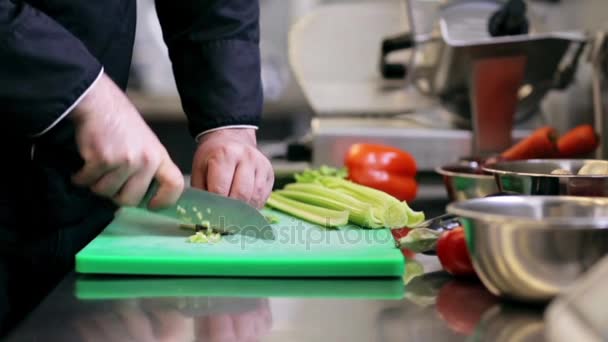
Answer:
(149, 158, 184, 209)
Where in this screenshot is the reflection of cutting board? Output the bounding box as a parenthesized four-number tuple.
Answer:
(75, 209, 404, 277)
(75, 276, 405, 300)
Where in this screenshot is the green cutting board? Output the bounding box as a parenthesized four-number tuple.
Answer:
(75, 208, 405, 277)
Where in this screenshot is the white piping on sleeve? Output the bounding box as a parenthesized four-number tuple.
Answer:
(194, 125, 258, 143)
(30, 67, 104, 138)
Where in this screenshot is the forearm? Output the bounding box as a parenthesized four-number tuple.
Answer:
(155, 0, 263, 138)
(0, 0, 102, 138)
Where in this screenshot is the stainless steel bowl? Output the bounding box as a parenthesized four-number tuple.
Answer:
(483, 159, 608, 197)
(447, 196, 608, 302)
(436, 162, 500, 201)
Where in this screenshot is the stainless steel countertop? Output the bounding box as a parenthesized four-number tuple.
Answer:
(5, 254, 549, 342)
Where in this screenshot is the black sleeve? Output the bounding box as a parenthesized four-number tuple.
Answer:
(154, 0, 263, 138)
(0, 0, 102, 138)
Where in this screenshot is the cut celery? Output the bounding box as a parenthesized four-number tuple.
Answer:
(293, 173, 425, 228)
(276, 189, 382, 228)
(266, 193, 349, 228)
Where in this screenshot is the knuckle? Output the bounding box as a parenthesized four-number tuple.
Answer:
(208, 183, 228, 195)
(141, 151, 156, 167)
(97, 150, 115, 168)
(91, 183, 111, 197)
(122, 153, 136, 168)
(206, 158, 222, 170)
(232, 188, 249, 200)
(114, 193, 137, 207)
(168, 175, 185, 192)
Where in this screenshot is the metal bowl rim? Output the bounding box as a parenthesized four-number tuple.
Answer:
(447, 195, 608, 229)
(482, 159, 608, 179)
(435, 165, 494, 180)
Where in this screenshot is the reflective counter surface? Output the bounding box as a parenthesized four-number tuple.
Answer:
(5, 255, 550, 342)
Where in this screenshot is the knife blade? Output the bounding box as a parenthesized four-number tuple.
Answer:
(137, 181, 275, 240)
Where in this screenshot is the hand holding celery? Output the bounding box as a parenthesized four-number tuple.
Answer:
(266, 167, 425, 228)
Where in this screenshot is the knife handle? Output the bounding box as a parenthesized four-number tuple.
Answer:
(137, 180, 161, 209)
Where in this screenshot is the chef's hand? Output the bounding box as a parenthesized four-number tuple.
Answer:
(70, 73, 184, 208)
(74, 302, 195, 342)
(194, 299, 272, 342)
(191, 128, 274, 209)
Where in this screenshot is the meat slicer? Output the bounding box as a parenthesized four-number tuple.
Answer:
(292, 0, 588, 171)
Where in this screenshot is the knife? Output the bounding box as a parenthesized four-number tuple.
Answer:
(136, 180, 275, 241)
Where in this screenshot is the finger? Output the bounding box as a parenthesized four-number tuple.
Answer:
(114, 166, 156, 207)
(191, 158, 207, 190)
(259, 299, 273, 333)
(251, 165, 274, 209)
(73, 318, 105, 342)
(149, 158, 184, 209)
(229, 160, 255, 204)
(149, 309, 194, 342)
(206, 157, 237, 197)
(116, 307, 156, 342)
(72, 162, 113, 186)
(90, 164, 134, 198)
(208, 315, 237, 342)
(91, 313, 129, 342)
(194, 316, 211, 341)
(233, 311, 257, 341)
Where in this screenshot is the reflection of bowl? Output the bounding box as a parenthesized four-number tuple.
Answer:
(483, 159, 608, 197)
(447, 196, 608, 302)
(474, 304, 545, 342)
(436, 162, 500, 201)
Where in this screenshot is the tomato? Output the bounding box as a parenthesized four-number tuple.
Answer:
(436, 280, 498, 335)
(345, 143, 417, 177)
(391, 227, 415, 259)
(436, 227, 476, 277)
(347, 168, 418, 202)
(390, 227, 412, 240)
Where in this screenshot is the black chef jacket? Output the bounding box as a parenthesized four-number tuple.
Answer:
(0, 0, 262, 333)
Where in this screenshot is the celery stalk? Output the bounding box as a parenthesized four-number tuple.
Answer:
(284, 183, 380, 227)
(284, 183, 369, 211)
(266, 193, 349, 228)
(308, 176, 425, 228)
(276, 189, 382, 228)
(401, 201, 425, 226)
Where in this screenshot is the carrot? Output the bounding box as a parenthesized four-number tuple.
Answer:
(500, 126, 558, 160)
(557, 124, 599, 158)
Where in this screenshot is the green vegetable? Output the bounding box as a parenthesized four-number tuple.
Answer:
(264, 166, 425, 229)
(403, 259, 425, 285)
(187, 231, 221, 244)
(293, 172, 425, 228)
(264, 214, 280, 224)
(294, 166, 348, 183)
(396, 228, 442, 253)
(266, 193, 349, 228)
(277, 184, 380, 228)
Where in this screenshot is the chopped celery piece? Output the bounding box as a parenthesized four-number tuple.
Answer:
(187, 231, 221, 244)
(264, 214, 280, 224)
(294, 166, 347, 183)
(266, 193, 349, 228)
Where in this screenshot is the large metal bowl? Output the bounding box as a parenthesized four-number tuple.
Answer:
(447, 196, 608, 302)
(483, 159, 608, 197)
(436, 162, 500, 201)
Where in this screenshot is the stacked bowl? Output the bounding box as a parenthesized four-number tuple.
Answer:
(435, 158, 608, 302)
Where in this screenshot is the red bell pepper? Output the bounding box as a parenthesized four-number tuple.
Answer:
(345, 143, 418, 202)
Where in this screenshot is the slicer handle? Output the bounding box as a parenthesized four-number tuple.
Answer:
(379, 32, 413, 79)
